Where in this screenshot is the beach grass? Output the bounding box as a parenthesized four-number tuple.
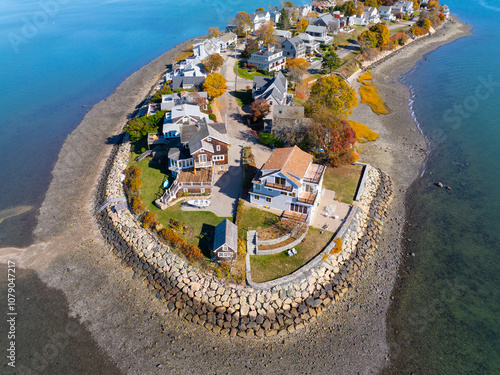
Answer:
(323, 164, 364, 204)
(250, 227, 332, 282)
(358, 71, 390, 115)
(349, 120, 379, 143)
(175, 44, 194, 61)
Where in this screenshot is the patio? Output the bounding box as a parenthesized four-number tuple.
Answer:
(310, 189, 351, 233)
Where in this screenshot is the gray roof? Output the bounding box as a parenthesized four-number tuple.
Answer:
(253, 71, 287, 94)
(314, 13, 336, 26)
(213, 219, 238, 253)
(379, 5, 393, 11)
(168, 147, 191, 161)
(273, 105, 305, 119)
(283, 36, 305, 51)
(276, 29, 292, 38)
(180, 120, 229, 152)
(306, 25, 327, 34)
(219, 32, 237, 43)
(171, 76, 205, 90)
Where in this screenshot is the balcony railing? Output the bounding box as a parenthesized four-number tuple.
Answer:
(264, 181, 293, 192)
(194, 161, 214, 168)
(297, 192, 317, 205)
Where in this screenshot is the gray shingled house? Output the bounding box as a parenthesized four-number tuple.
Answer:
(212, 219, 238, 262)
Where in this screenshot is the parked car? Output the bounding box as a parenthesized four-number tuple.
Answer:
(315, 53, 323, 58)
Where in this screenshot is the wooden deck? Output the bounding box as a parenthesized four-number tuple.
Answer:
(177, 167, 213, 185)
(297, 192, 317, 205)
(304, 163, 326, 184)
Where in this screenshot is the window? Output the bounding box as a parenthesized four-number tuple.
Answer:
(266, 197, 271, 203)
(290, 203, 308, 214)
(255, 184, 261, 191)
(274, 177, 286, 186)
(198, 154, 207, 162)
(213, 155, 224, 161)
(254, 195, 260, 200)
(281, 191, 287, 195)
(218, 252, 232, 258)
(207, 137, 211, 141)
(305, 184, 315, 193)
(216, 145, 221, 151)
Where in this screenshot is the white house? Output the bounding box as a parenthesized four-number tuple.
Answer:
(252, 72, 289, 107)
(250, 146, 326, 224)
(162, 104, 210, 139)
(192, 37, 221, 60)
(160, 91, 208, 111)
(379, 6, 396, 21)
(250, 11, 271, 31)
(217, 32, 237, 51)
(305, 25, 333, 45)
(364, 7, 381, 23)
(270, 9, 281, 24)
(393, 1, 414, 15)
(281, 36, 306, 59)
(297, 32, 320, 52)
(352, 13, 368, 26)
(275, 29, 293, 41)
(247, 44, 286, 72)
(441, 5, 450, 17)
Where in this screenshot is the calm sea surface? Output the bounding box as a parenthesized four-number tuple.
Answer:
(386, 0, 500, 373)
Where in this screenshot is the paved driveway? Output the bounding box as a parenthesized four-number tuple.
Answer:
(191, 47, 272, 218)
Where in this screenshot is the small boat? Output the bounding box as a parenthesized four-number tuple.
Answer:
(186, 199, 211, 208)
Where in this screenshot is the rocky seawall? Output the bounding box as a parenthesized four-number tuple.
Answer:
(95, 135, 393, 338)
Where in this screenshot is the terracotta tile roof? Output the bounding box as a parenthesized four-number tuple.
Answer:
(261, 146, 312, 182)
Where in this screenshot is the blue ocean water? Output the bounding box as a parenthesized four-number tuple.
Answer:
(386, 0, 500, 373)
(0, 0, 298, 247)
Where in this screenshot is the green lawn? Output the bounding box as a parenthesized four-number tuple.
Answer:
(234, 89, 253, 107)
(322, 164, 364, 204)
(293, 96, 306, 106)
(238, 206, 280, 239)
(390, 26, 410, 36)
(128, 141, 230, 252)
(250, 227, 333, 282)
(235, 60, 270, 80)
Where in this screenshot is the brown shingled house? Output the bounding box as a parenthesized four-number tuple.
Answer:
(249, 146, 326, 223)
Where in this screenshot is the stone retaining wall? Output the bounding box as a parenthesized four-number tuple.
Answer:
(256, 227, 300, 246)
(256, 231, 308, 256)
(94, 137, 393, 338)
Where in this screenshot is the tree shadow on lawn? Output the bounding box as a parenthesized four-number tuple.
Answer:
(199, 223, 215, 258)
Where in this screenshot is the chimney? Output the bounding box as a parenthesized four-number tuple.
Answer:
(267, 44, 270, 51)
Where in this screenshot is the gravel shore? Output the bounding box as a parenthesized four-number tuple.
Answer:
(0, 17, 472, 375)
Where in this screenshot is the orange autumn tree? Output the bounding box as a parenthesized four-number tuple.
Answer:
(296, 18, 309, 33)
(203, 73, 227, 99)
(208, 26, 219, 38)
(286, 57, 310, 84)
(305, 75, 358, 118)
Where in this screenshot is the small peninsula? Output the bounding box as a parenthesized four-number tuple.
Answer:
(0, 1, 472, 374)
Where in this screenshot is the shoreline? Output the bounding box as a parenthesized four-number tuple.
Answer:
(0, 16, 473, 374)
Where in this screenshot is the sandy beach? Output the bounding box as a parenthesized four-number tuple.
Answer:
(0, 16, 472, 375)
